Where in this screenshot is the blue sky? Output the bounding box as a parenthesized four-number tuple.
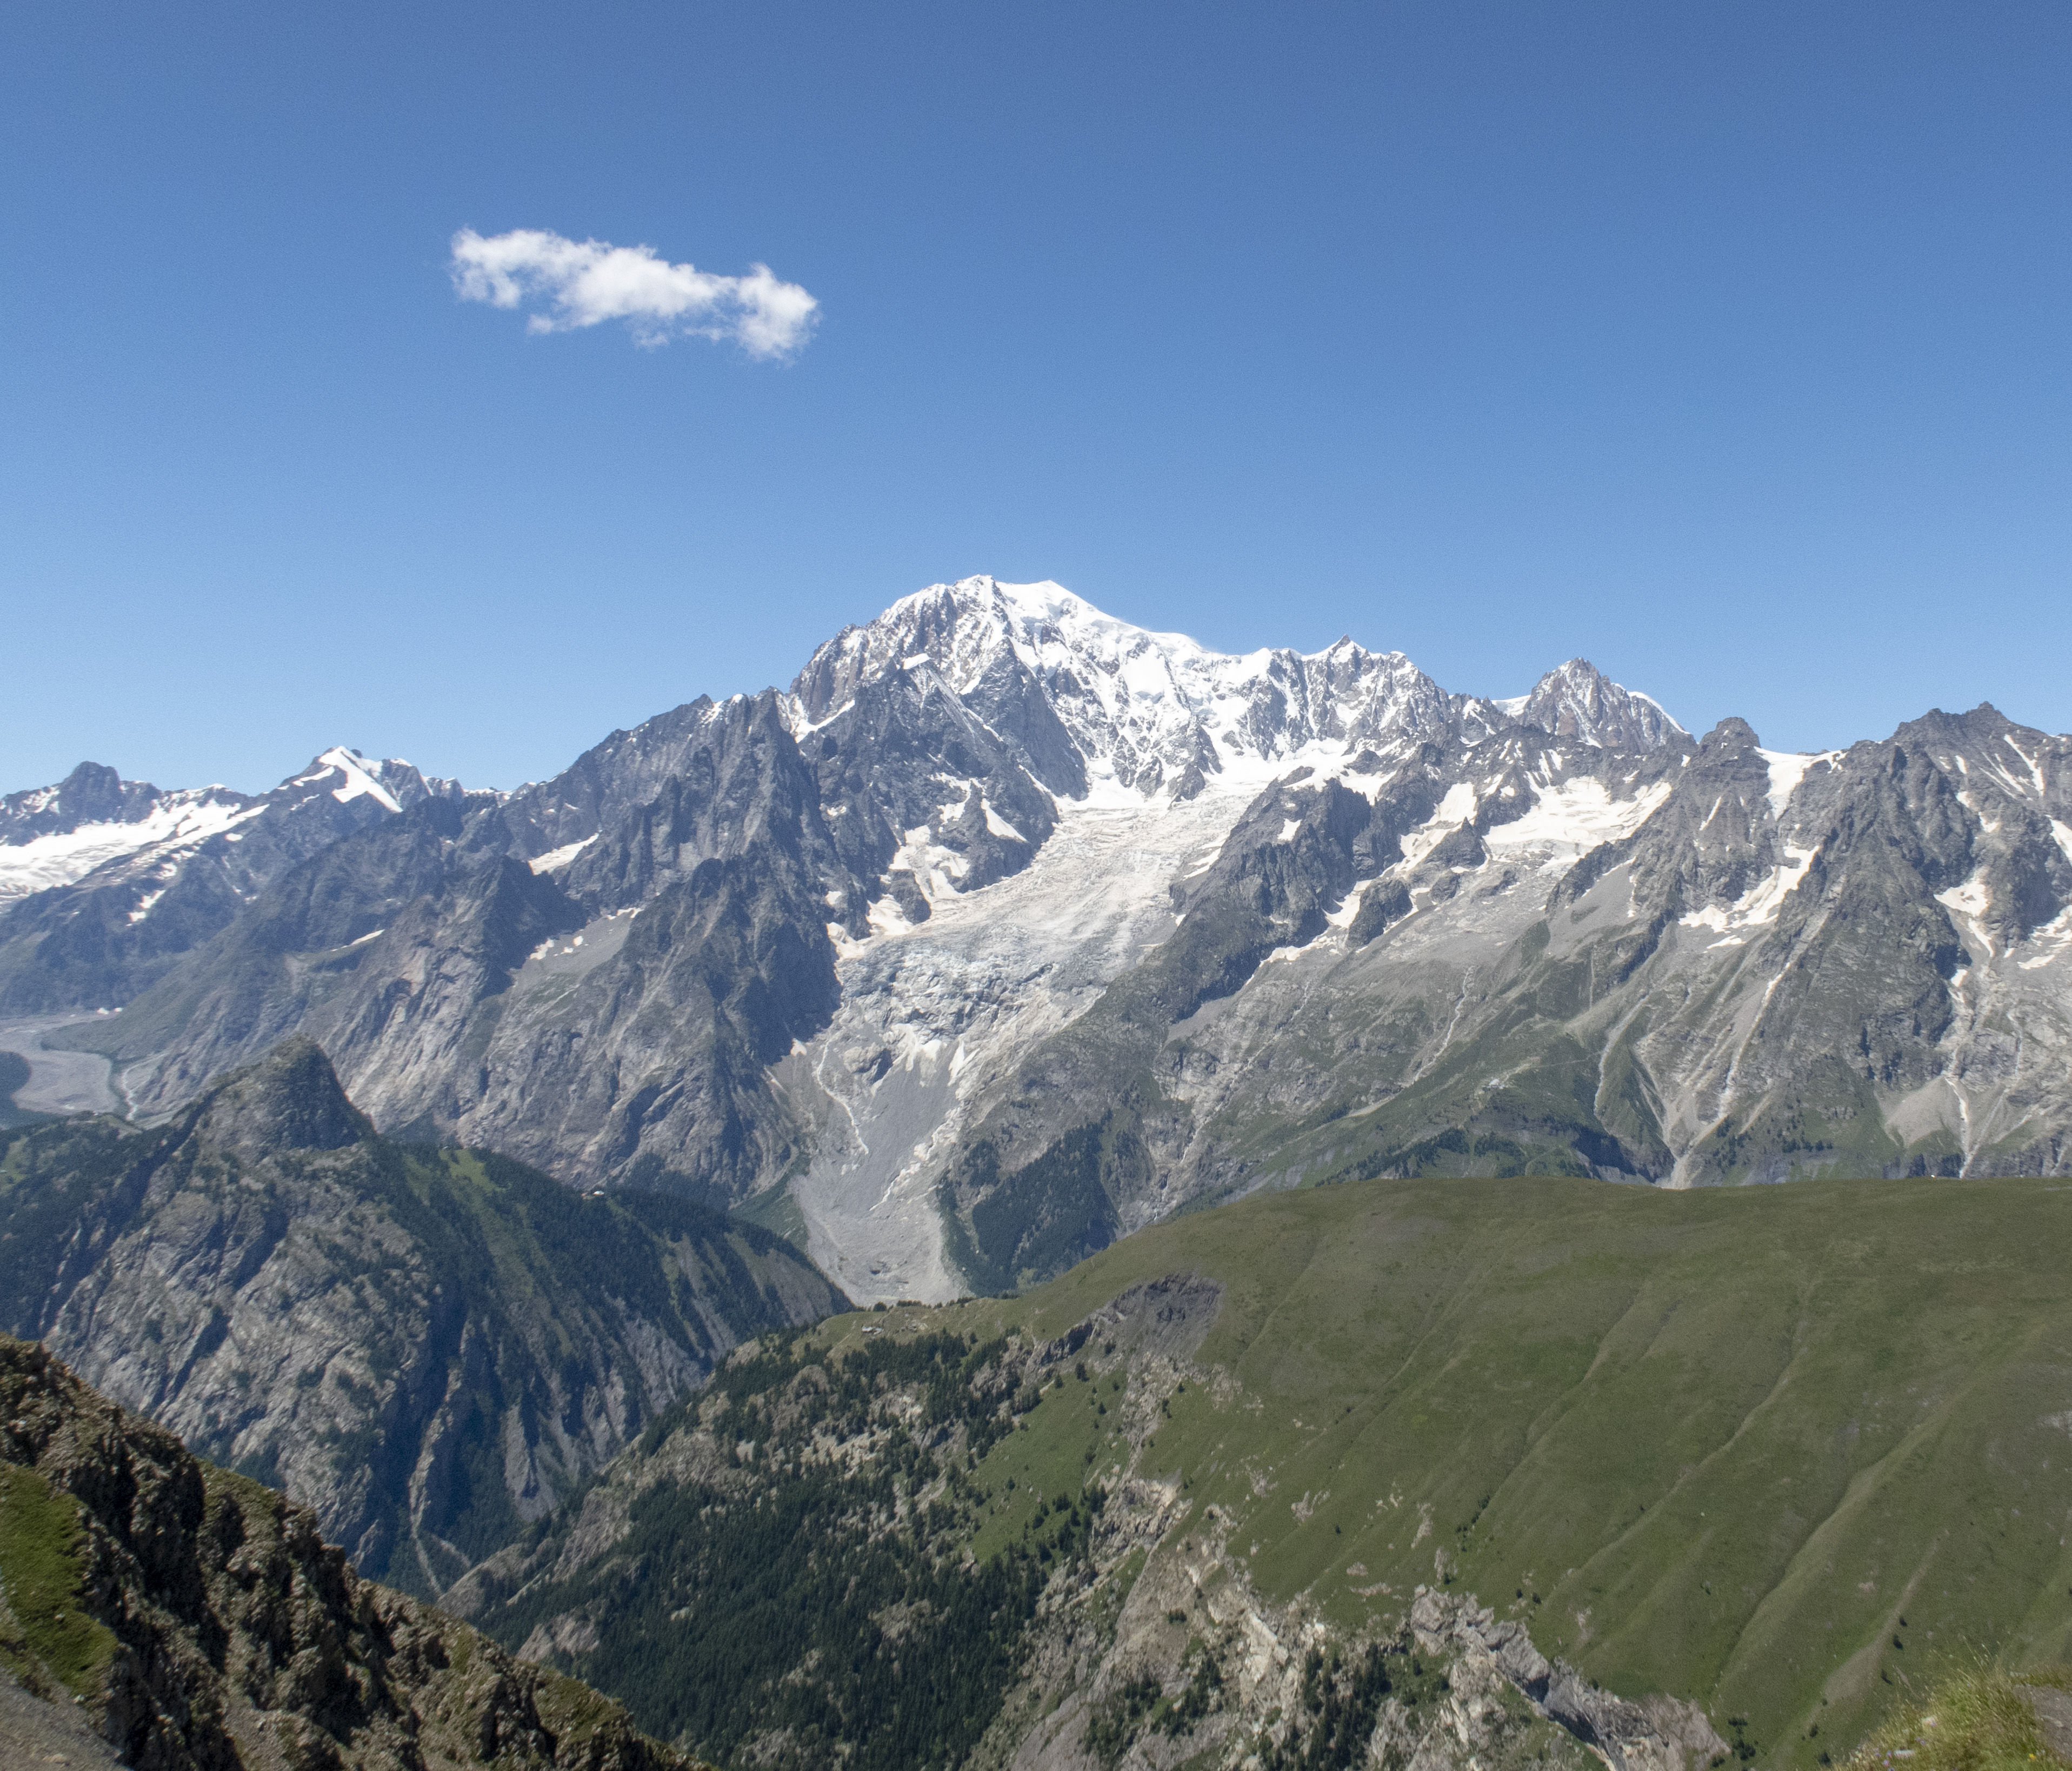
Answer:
(3, 1, 2066, 793)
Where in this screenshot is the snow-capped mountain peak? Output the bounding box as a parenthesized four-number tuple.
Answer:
(289, 746, 408, 814)
(0, 746, 467, 951)
(790, 575, 1470, 800)
(0, 781, 258, 907)
(1510, 658, 1686, 750)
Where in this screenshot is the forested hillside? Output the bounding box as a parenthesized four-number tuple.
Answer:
(451, 1169, 2072, 1771)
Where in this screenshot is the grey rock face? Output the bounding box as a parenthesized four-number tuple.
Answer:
(2024, 1687, 2072, 1761)
(791, 578, 1089, 798)
(795, 657, 1059, 900)
(428, 838, 845, 1196)
(187, 1033, 372, 1160)
(533, 691, 858, 917)
(485, 695, 794, 870)
(0, 1040, 847, 1595)
(1411, 1589, 1726, 1771)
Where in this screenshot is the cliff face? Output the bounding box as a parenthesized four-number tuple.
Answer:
(0, 1040, 849, 1596)
(0, 1333, 704, 1771)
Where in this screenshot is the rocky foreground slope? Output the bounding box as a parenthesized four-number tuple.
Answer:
(8, 576, 2071, 1301)
(0, 1040, 846, 1596)
(0, 1333, 702, 1770)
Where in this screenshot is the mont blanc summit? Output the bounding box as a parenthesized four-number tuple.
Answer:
(4, 577, 2068, 1302)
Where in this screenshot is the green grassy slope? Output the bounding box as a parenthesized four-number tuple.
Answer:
(989, 1173, 2072, 1767)
(0, 1461, 123, 1699)
(1841, 1662, 2072, 1771)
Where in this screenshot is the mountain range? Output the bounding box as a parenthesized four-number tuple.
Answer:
(5, 576, 2070, 1303)
(9, 1046, 2069, 1771)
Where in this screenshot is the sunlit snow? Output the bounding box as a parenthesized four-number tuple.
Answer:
(1483, 778, 1671, 862)
(0, 795, 259, 905)
(1681, 844, 1820, 937)
(529, 834, 598, 874)
(299, 746, 404, 813)
(1755, 748, 1840, 820)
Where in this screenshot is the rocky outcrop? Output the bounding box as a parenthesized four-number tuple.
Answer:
(186, 1035, 372, 1162)
(1410, 1589, 1728, 1771)
(0, 1333, 706, 1770)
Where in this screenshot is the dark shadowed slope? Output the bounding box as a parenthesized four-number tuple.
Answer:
(0, 1038, 849, 1596)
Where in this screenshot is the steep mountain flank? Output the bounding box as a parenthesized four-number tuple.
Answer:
(0, 1333, 702, 1770)
(63, 696, 859, 1202)
(925, 701, 2072, 1287)
(933, 729, 1692, 1289)
(793, 657, 1062, 907)
(0, 1040, 847, 1596)
(454, 1170, 2072, 1771)
(499, 691, 860, 922)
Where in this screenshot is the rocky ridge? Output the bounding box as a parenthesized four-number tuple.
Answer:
(0, 1331, 705, 1770)
(0, 748, 467, 1017)
(0, 1039, 847, 1596)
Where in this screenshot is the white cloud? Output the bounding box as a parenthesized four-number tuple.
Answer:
(449, 228, 818, 358)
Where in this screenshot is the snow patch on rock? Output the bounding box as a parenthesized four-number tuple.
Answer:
(1756, 748, 1840, 821)
(0, 793, 259, 904)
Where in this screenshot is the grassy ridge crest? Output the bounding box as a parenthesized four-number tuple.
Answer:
(992, 1171, 2072, 1766)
